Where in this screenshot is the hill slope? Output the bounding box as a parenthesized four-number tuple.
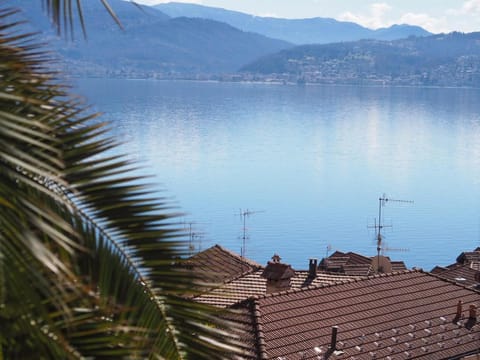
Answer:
(155, 2, 432, 45)
(241, 32, 480, 87)
(13, 0, 292, 76)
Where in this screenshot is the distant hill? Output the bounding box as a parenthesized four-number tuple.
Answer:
(240, 32, 480, 87)
(155, 2, 432, 45)
(12, 0, 292, 76)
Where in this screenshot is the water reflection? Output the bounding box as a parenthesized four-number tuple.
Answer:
(75, 79, 480, 270)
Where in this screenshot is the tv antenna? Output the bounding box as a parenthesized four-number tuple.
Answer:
(368, 194, 413, 272)
(237, 209, 263, 267)
(183, 221, 204, 256)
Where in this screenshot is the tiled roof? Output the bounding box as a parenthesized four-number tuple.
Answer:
(187, 244, 262, 283)
(431, 263, 480, 288)
(320, 250, 407, 276)
(431, 247, 480, 289)
(430, 266, 448, 275)
(391, 260, 408, 272)
(342, 263, 374, 276)
(242, 270, 480, 359)
(262, 261, 295, 281)
(193, 269, 362, 308)
(457, 250, 480, 265)
(344, 252, 372, 265)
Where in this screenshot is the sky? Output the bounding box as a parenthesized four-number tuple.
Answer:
(134, 0, 480, 33)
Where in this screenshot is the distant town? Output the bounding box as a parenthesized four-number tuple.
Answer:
(60, 56, 480, 88)
(19, 0, 480, 88)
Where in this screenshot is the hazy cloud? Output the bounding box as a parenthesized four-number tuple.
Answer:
(398, 13, 449, 33)
(444, 0, 480, 32)
(338, 3, 392, 29)
(447, 0, 480, 15)
(461, 0, 480, 13)
(260, 13, 282, 18)
(338, 2, 454, 33)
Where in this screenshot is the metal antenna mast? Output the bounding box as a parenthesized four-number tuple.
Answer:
(183, 221, 203, 256)
(370, 194, 413, 272)
(237, 209, 263, 268)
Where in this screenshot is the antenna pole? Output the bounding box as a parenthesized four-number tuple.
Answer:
(242, 210, 247, 259)
(237, 209, 263, 271)
(378, 198, 382, 263)
(371, 194, 413, 272)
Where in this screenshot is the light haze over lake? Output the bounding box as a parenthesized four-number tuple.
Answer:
(75, 78, 480, 270)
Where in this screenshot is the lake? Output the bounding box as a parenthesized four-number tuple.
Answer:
(74, 78, 480, 271)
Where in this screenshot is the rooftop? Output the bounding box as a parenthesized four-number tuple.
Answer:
(186, 244, 262, 283)
(319, 250, 407, 276)
(194, 268, 362, 307)
(432, 247, 480, 289)
(239, 270, 480, 359)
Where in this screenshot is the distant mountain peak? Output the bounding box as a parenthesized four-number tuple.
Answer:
(155, 2, 432, 45)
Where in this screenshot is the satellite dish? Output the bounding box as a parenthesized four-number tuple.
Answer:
(371, 255, 392, 273)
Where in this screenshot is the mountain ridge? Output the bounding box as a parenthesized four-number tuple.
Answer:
(11, 0, 480, 87)
(241, 32, 480, 87)
(12, 0, 292, 76)
(155, 2, 432, 45)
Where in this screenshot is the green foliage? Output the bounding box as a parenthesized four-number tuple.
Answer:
(0, 3, 245, 359)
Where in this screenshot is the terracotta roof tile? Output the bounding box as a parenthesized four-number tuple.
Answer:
(262, 262, 295, 281)
(320, 250, 408, 275)
(430, 265, 448, 275)
(430, 263, 480, 288)
(242, 271, 480, 359)
(187, 244, 262, 283)
(344, 252, 372, 265)
(194, 270, 362, 307)
(391, 260, 408, 272)
(342, 263, 374, 276)
(457, 250, 480, 265)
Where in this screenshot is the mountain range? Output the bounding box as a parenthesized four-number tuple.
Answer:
(155, 2, 432, 45)
(12, 0, 291, 76)
(11, 0, 480, 86)
(242, 32, 480, 87)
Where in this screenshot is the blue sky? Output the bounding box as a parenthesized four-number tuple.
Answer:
(135, 0, 480, 33)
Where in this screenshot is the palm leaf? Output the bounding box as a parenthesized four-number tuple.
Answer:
(0, 4, 246, 359)
(41, 0, 123, 38)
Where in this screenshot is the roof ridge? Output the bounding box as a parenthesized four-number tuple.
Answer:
(426, 270, 480, 293)
(213, 244, 263, 268)
(192, 268, 262, 300)
(220, 267, 262, 285)
(252, 299, 268, 360)
(253, 269, 422, 300)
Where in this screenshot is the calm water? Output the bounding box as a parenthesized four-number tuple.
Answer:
(74, 78, 480, 271)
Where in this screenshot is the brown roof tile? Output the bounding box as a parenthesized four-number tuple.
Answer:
(344, 252, 372, 265)
(391, 260, 408, 272)
(262, 262, 295, 281)
(194, 270, 362, 308)
(242, 270, 480, 359)
(342, 263, 374, 276)
(320, 250, 408, 275)
(430, 263, 480, 288)
(187, 244, 262, 283)
(430, 265, 448, 275)
(457, 250, 480, 265)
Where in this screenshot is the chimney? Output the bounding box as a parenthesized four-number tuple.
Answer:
(261, 254, 295, 294)
(456, 300, 463, 318)
(330, 326, 339, 351)
(309, 258, 318, 278)
(469, 304, 477, 320)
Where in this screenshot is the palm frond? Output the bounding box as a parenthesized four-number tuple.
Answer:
(41, 0, 123, 38)
(0, 4, 246, 359)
